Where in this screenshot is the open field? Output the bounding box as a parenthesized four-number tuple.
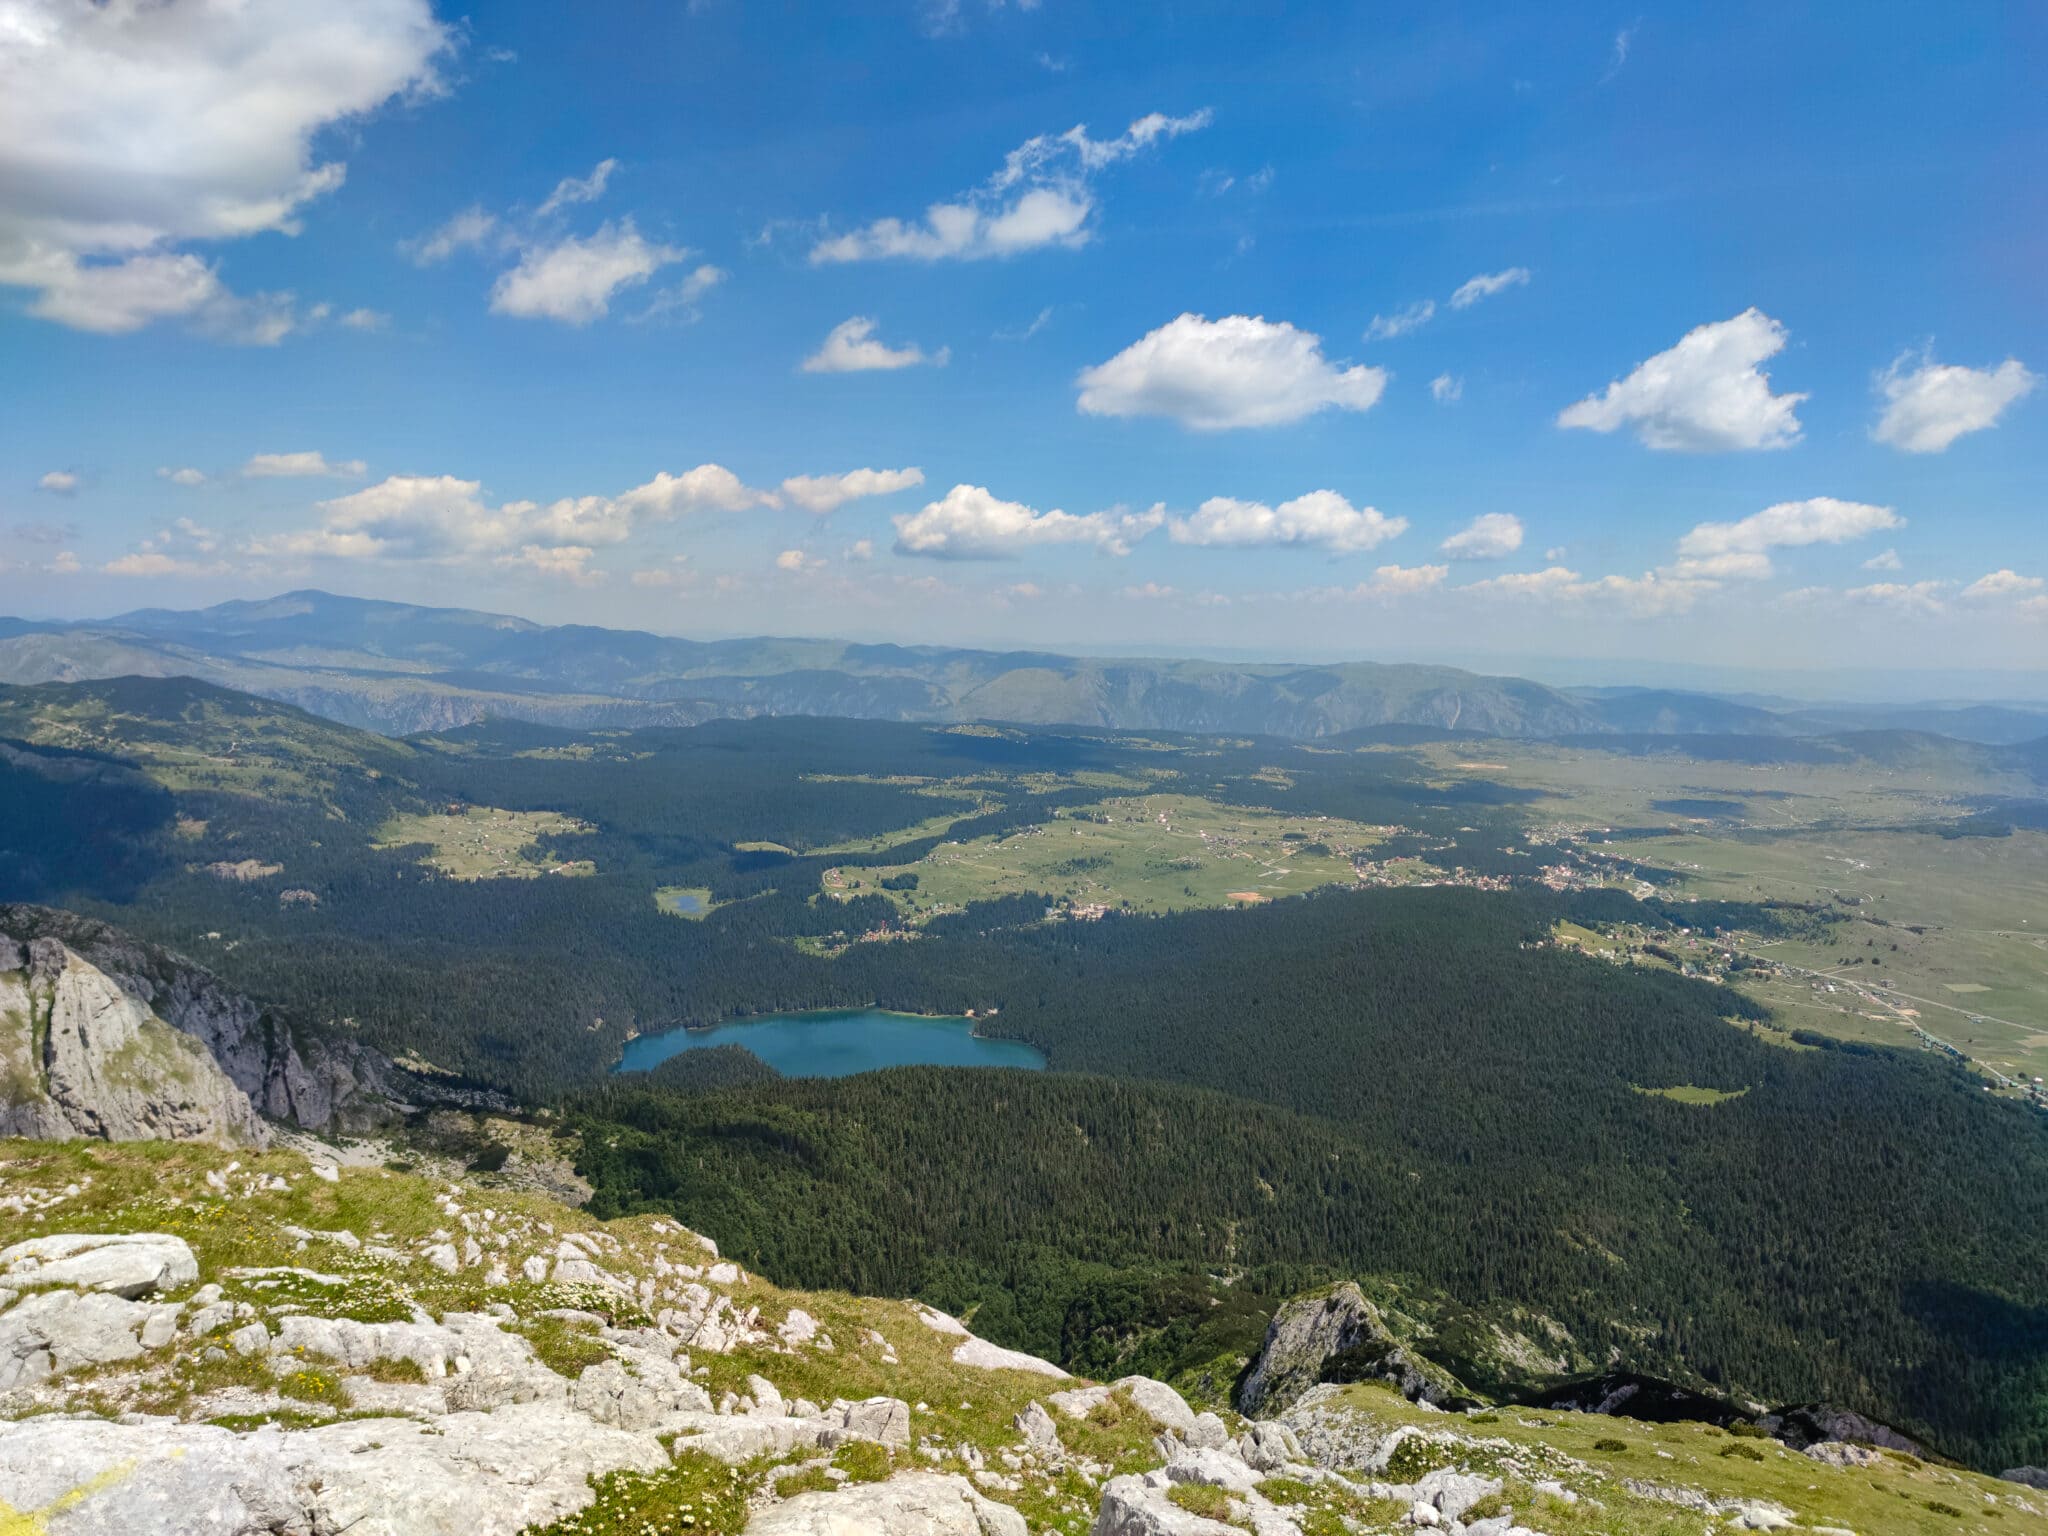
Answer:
(826, 792, 1387, 920)
(374, 806, 596, 880)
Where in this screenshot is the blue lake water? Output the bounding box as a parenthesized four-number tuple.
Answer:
(613, 1008, 1048, 1078)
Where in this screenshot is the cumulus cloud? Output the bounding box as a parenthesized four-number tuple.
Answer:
(637, 263, 726, 323)
(495, 544, 601, 584)
(1861, 548, 1902, 572)
(801, 317, 949, 373)
(489, 221, 687, 324)
(779, 467, 926, 515)
(537, 159, 620, 218)
(1077, 314, 1386, 430)
(1961, 569, 2045, 602)
(0, 0, 447, 340)
(1672, 497, 1901, 579)
(253, 464, 777, 569)
(35, 471, 77, 495)
(1847, 581, 1947, 615)
(1558, 309, 1806, 451)
(1872, 351, 2037, 453)
(1449, 268, 1531, 310)
(1351, 563, 1447, 596)
(1430, 373, 1463, 404)
(340, 308, 390, 331)
(103, 516, 228, 577)
(1364, 300, 1435, 341)
(1439, 513, 1524, 561)
(811, 109, 1209, 264)
(1167, 491, 1406, 553)
(893, 484, 1163, 560)
(243, 451, 367, 480)
(1463, 565, 1710, 617)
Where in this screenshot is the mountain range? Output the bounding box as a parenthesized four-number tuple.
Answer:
(4, 590, 2047, 745)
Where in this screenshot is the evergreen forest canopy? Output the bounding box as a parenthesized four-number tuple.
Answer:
(0, 672, 2043, 1472)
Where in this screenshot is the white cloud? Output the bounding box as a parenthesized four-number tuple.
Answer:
(779, 467, 926, 515)
(1673, 497, 1901, 579)
(35, 471, 77, 495)
(1430, 373, 1463, 404)
(1847, 581, 1947, 615)
(1448, 268, 1531, 310)
(811, 110, 1209, 264)
(1439, 512, 1524, 561)
(1354, 563, 1448, 596)
(340, 308, 390, 331)
(243, 451, 367, 480)
(537, 159, 620, 218)
(1861, 547, 1902, 572)
(489, 221, 686, 324)
(1558, 308, 1806, 451)
(103, 551, 225, 578)
(1077, 313, 1386, 430)
(996, 306, 1054, 342)
(637, 263, 726, 323)
(254, 464, 776, 567)
(406, 207, 500, 266)
(630, 557, 693, 590)
(893, 484, 1163, 560)
(774, 548, 826, 573)
(157, 466, 207, 487)
(1961, 569, 2045, 602)
(1365, 300, 1435, 341)
(1168, 491, 1406, 553)
(46, 550, 80, 576)
(1461, 565, 1711, 616)
(846, 540, 875, 563)
(0, 0, 446, 339)
(495, 544, 601, 585)
(1871, 351, 2037, 453)
(801, 317, 948, 373)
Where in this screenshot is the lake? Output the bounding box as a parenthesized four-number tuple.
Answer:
(613, 1008, 1048, 1078)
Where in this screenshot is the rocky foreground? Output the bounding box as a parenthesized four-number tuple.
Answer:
(0, 1142, 2039, 1536)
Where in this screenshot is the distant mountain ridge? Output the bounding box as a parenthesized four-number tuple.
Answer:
(2, 589, 2044, 745)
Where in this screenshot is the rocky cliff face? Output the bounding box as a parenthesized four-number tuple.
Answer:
(1238, 1283, 1469, 1417)
(0, 935, 265, 1146)
(0, 905, 398, 1135)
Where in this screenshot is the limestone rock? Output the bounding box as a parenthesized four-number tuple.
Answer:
(1237, 1284, 1462, 1416)
(829, 1394, 913, 1448)
(0, 937, 265, 1146)
(0, 1233, 198, 1298)
(953, 1336, 1069, 1377)
(1016, 1400, 1062, 1453)
(749, 1471, 1027, 1536)
(1050, 1377, 1198, 1435)
(0, 1417, 306, 1535)
(1235, 1422, 1303, 1472)
(0, 1289, 153, 1388)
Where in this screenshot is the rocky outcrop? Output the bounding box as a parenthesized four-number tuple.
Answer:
(0, 905, 398, 1134)
(1237, 1283, 1465, 1416)
(750, 1471, 1028, 1536)
(0, 935, 265, 1145)
(1758, 1403, 1929, 1458)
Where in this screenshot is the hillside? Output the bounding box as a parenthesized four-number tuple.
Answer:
(0, 590, 1623, 740)
(0, 1137, 2039, 1536)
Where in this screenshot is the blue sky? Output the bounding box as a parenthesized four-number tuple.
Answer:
(2, 0, 2043, 683)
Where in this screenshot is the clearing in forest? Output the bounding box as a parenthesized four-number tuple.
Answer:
(375, 805, 595, 880)
(826, 792, 1386, 921)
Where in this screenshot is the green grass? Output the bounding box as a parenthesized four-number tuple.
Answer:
(826, 792, 1386, 922)
(1630, 1084, 1750, 1105)
(374, 805, 596, 880)
(654, 886, 717, 920)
